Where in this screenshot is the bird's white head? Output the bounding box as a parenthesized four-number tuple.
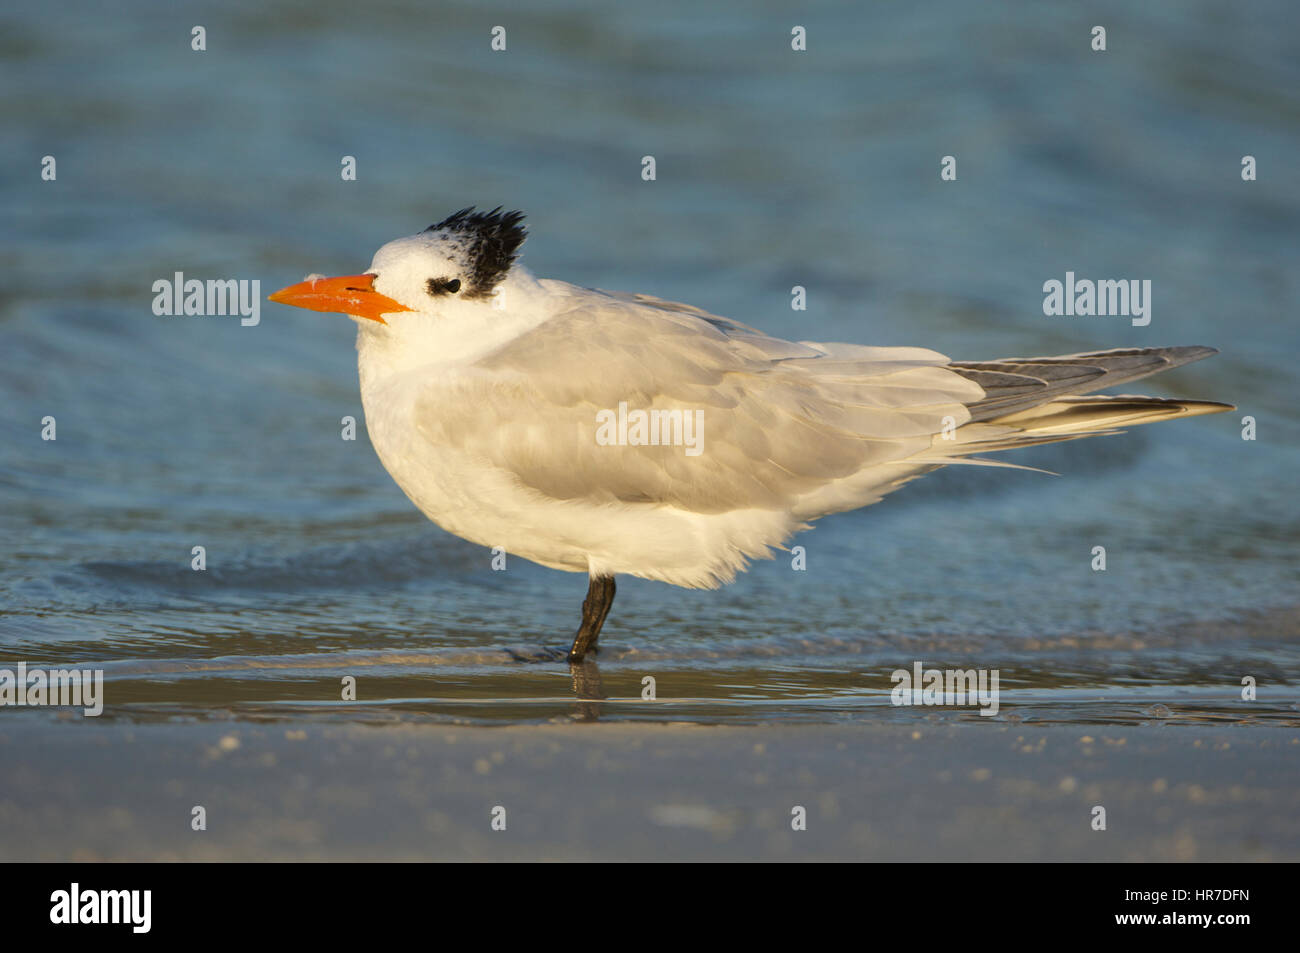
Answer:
(268, 207, 531, 328)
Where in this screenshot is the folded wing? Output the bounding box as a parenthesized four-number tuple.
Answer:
(415, 288, 1230, 520)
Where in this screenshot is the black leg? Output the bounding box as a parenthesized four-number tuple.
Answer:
(567, 575, 616, 663)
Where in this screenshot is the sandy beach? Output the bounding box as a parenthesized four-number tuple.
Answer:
(3, 717, 1296, 862)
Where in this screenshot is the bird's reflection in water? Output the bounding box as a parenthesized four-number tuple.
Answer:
(568, 660, 605, 722)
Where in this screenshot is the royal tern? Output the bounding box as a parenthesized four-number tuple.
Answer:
(269, 207, 1231, 662)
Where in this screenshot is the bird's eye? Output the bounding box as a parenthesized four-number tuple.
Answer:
(426, 277, 461, 296)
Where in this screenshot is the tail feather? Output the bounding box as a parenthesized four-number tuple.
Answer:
(992, 394, 1232, 433)
(949, 345, 1221, 421)
(924, 346, 1232, 461)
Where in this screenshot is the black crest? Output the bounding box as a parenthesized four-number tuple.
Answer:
(424, 207, 527, 299)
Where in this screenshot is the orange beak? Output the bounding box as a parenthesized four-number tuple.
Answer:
(267, 273, 413, 324)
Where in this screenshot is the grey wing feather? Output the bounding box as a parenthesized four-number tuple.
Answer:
(421, 286, 982, 514)
(949, 346, 1219, 420)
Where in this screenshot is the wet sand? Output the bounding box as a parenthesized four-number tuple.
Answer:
(2, 718, 1296, 861)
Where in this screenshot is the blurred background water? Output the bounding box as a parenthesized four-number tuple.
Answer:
(1, 0, 1297, 726)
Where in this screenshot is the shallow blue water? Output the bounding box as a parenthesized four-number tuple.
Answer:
(2, 0, 1298, 724)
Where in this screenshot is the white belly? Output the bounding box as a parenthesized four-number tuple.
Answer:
(358, 363, 799, 590)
